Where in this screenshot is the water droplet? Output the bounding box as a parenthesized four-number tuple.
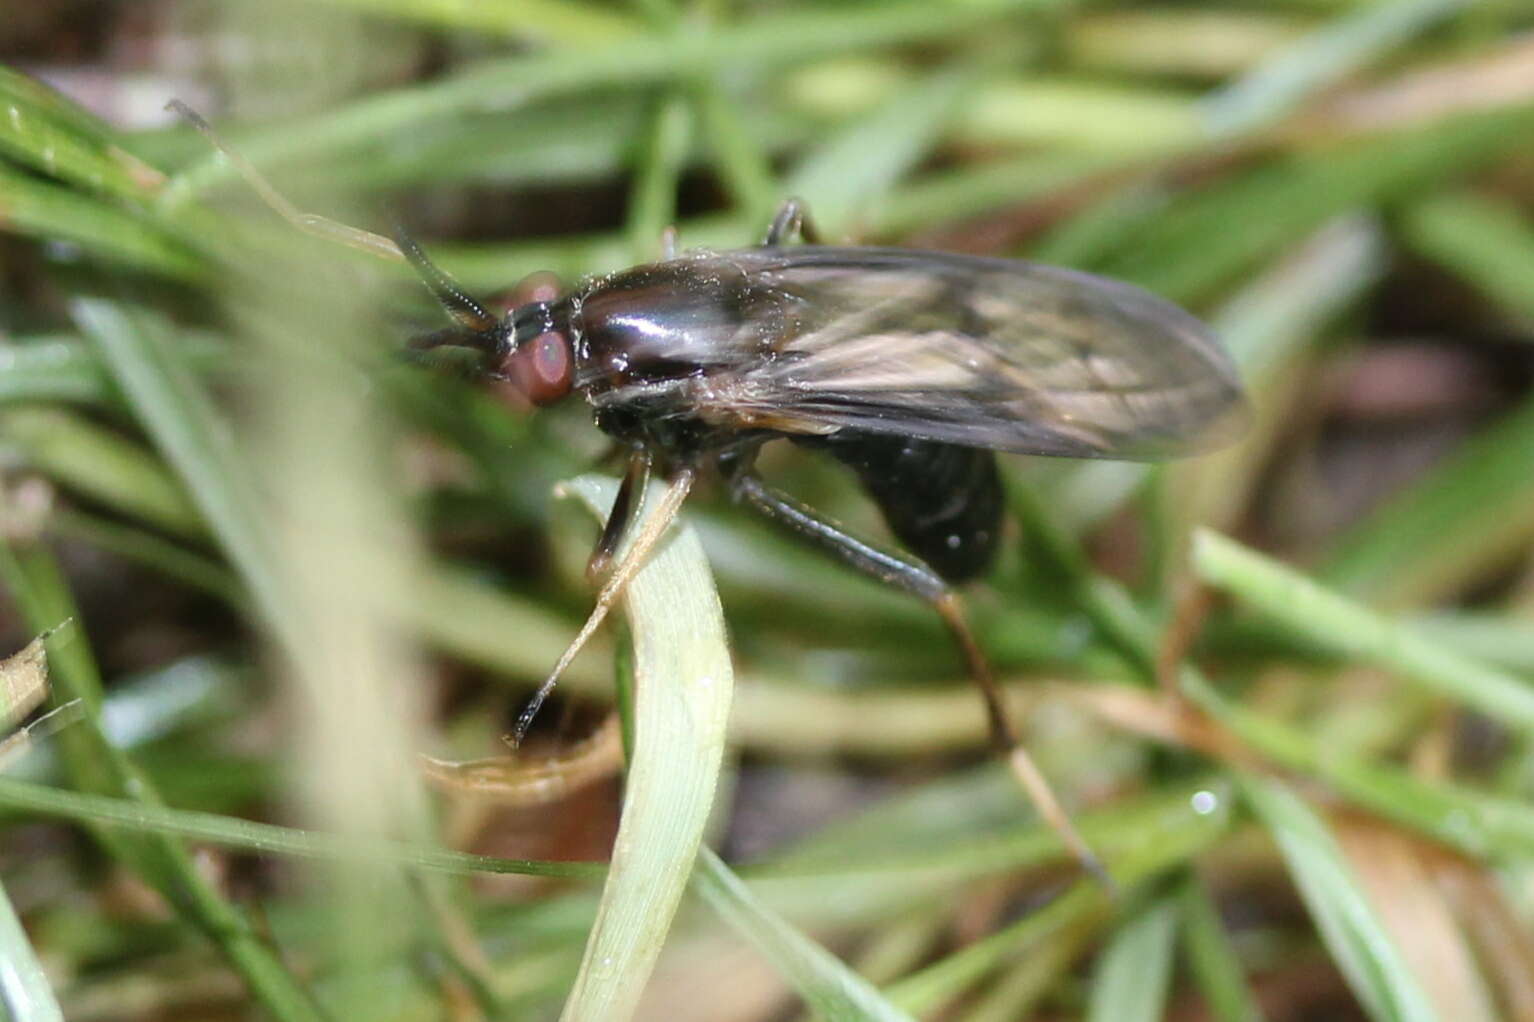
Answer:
(1190, 789, 1218, 815)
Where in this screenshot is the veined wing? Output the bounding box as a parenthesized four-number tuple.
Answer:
(698, 247, 1248, 459)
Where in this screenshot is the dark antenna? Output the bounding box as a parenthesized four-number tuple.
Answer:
(391, 227, 496, 332)
(166, 99, 495, 334)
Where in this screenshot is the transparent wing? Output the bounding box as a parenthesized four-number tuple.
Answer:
(699, 248, 1248, 459)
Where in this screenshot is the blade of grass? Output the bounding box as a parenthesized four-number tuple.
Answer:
(0, 333, 227, 408)
(1240, 776, 1439, 1022)
(0, 67, 121, 150)
(692, 848, 915, 1022)
(1203, 0, 1469, 137)
(886, 791, 1231, 1015)
(1180, 669, 1534, 860)
(1401, 191, 1534, 324)
(556, 474, 734, 1022)
(1331, 819, 1498, 1022)
(1194, 529, 1534, 732)
(783, 63, 1201, 156)
(0, 776, 600, 879)
(784, 63, 982, 236)
(47, 509, 243, 606)
(1066, 10, 1308, 79)
(0, 164, 200, 280)
(70, 299, 295, 647)
(310, 0, 642, 41)
(690, 81, 780, 224)
(1318, 390, 1534, 607)
(626, 92, 692, 263)
(0, 69, 164, 202)
(0, 337, 122, 406)
(159, 0, 1073, 204)
(871, 150, 1129, 239)
(0, 406, 205, 538)
(1177, 875, 1264, 1022)
(1092, 103, 1534, 305)
(0, 879, 61, 1022)
(0, 534, 327, 1022)
(1086, 893, 1179, 1022)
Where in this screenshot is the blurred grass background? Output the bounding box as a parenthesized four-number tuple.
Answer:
(2, 0, 1534, 1019)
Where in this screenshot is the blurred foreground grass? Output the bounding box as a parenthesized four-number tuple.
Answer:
(2, 1, 1534, 1020)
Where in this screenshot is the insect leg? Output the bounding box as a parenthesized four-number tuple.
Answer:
(510, 467, 696, 747)
(166, 100, 404, 264)
(586, 449, 652, 580)
(762, 197, 821, 246)
(730, 471, 1111, 889)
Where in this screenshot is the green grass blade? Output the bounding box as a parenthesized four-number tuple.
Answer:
(0, 333, 227, 408)
(1240, 776, 1438, 1022)
(0, 776, 600, 880)
(1318, 390, 1534, 607)
(0, 879, 62, 1022)
(1401, 191, 1534, 324)
(1092, 103, 1534, 304)
(690, 82, 780, 223)
(70, 299, 294, 646)
(693, 849, 914, 1022)
(626, 92, 693, 263)
(0, 163, 199, 279)
(556, 474, 734, 1021)
(872, 150, 1129, 239)
(1087, 894, 1179, 1022)
(309, 0, 642, 41)
(160, 0, 1071, 203)
(1180, 670, 1534, 860)
(0, 337, 120, 406)
(0, 67, 119, 149)
(0, 537, 326, 1022)
(785, 64, 981, 236)
(1203, 0, 1468, 137)
(48, 509, 243, 606)
(0, 68, 163, 202)
(887, 793, 1232, 1014)
(1178, 876, 1264, 1022)
(1194, 530, 1534, 732)
(0, 406, 205, 538)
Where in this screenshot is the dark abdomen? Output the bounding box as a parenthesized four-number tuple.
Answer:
(811, 433, 1003, 584)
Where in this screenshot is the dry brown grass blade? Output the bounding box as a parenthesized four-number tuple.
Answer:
(420, 712, 624, 807)
(1431, 848, 1534, 1021)
(1330, 812, 1496, 1022)
(1304, 34, 1534, 137)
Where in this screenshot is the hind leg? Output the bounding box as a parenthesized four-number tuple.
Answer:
(727, 468, 1111, 888)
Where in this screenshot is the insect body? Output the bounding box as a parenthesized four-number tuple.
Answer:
(402, 206, 1246, 885)
(417, 218, 1245, 602)
(170, 99, 1245, 881)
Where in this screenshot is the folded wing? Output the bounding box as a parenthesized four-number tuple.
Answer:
(702, 248, 1248, 460)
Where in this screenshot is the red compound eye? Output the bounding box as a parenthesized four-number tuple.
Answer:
(502, 329, 573, 406)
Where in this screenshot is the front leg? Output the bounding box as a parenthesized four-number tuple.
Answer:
(586, 449, 652, 580)
(762, 197, 821, 246)
(727, 471, 1109, 888)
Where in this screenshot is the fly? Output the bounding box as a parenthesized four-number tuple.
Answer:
(174, 102, 1248, 885)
